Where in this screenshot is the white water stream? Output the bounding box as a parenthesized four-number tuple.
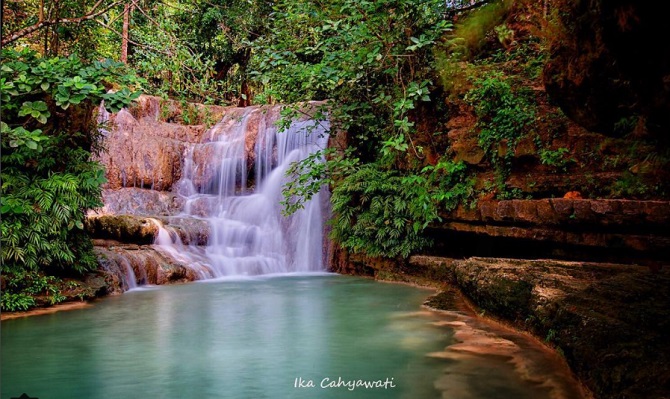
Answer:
(154, 108, 330, 277)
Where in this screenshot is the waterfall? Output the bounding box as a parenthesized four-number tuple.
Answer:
(160, 108, 330, 277)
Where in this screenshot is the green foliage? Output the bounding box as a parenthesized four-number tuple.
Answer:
(539, 147, 574, 171)
(330, 165, 435, 258)
(282, 146, 359, 216)
(423, 160, 476, 211)
(252, 0, 450, 156)
(129, 0, 273, 104)
(1, 48, 141, 311)
(465, 74, 535, 193)
(253, 0, 459, 257)
(610, 172, 650, 198)
(613, 115, 638, 135)
(450, 0, 513, 58)
(1, 271, 67, 311)
(1, 292, 36, 312)
(328, 159, 473, 258)
(545, 328, 557, 343)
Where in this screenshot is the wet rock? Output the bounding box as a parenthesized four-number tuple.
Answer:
(345, 252, 670, 399)
(97, 97, 326, 194)
(95, 246, 200, 292)
(162, 216, 210, 246)
(448, 257, 670, 399)
(86, 214, 211, 246)
(98, 188, 183, 216)
(86, 215, 158, 245)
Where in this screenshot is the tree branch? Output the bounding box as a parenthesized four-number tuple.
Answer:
(445, 0, 492, 18)
(1, 0, 122, 46)
(94, 19, 171, 56)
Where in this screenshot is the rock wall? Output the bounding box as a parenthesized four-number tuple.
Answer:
(427, 198, 670, 265)
(97, 96, 277, 192)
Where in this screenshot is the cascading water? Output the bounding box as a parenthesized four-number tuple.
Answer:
(159, 108, 330, 277)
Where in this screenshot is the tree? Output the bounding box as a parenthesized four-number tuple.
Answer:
(120, 1, 133, 63)
(252, 0, 459, 257)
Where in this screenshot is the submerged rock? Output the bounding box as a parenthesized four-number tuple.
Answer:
(415, 256, 670, 399)
(333, 251, 670, 399)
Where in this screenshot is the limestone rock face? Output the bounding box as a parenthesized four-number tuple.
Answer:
(86, 214, 210, 246)
(95, 246, 200, 293)
(99, 188, 183, 216)
(432, 199, 670, 259)
(86, 214, 159, 245)
(97, 108, 204, 191)
(446, 115, 485, 166)
(96, 96, 323, 194)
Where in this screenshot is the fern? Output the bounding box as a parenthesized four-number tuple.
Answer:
(1, 49, 139, 311)
(330, 165, 436, 258)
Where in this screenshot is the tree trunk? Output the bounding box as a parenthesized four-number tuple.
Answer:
(51, 3, 60, 56)
(238, 80, 252, 107)
(121, 2, 130, 63)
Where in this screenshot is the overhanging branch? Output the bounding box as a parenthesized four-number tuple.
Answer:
(1, 0, 122, 47)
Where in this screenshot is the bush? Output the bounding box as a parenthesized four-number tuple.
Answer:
(330, 165, 435, 258)
(1, 49, 141, 311)
(465, 74, 535, 195)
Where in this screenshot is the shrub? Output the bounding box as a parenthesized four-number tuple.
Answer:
(1, 49, 141, 311)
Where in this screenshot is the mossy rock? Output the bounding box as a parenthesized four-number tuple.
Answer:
(86, 215, 158, 244)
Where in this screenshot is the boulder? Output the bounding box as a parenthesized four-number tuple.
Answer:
(86, 215, 158, 245)
(86, 214, 210, 246)
(95, 246, 201, 292)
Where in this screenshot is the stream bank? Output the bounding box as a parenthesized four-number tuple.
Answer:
(331, 248, 669, 399)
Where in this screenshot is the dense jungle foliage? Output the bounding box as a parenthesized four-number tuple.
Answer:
(2, 0, 668, 309)
(0, 50, 141, 310)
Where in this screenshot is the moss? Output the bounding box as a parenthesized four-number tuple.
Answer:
(476, 277, 533, 321)
(424, 290, 459, 310)
(86, 215, 157, 244)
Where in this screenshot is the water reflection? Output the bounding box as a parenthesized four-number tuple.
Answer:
(2, 276, 582, 399)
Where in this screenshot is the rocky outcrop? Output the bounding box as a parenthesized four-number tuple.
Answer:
(98, 188, 183, 216)
(86, 214, 210, 246)
(86, 214, 159, 245)
(427, 198, 670, 264)
(98, 107, 204, 192)
(95, 246, 200, 293)
(423, 256, 670, 399)
(97, 95, 326, 193)
(89, 97, 333, 293)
